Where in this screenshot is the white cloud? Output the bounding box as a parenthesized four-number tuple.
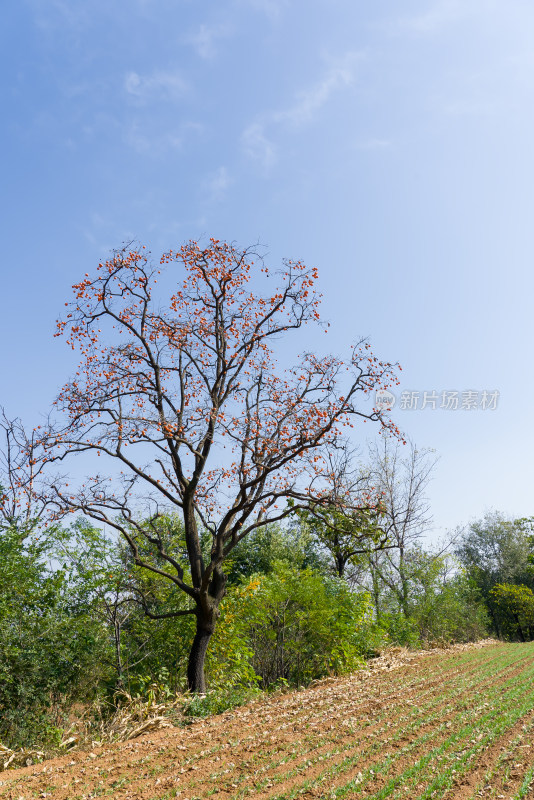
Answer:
(238, 0, 287, 20)
(276, 52, 362, 127)
(32, 0, 91, 31)
(392, 0, 501, 37)
(241, 123, 277, 171)
(124, 121, 203, 156)
(124, 70, 188, 102)
(81, 212, 126, 255)
(241, 51, 362, 170)
(441, 98, 498, 117)
(124, 125, 181, 154)
(402, 0, 464, 34)
(187, 23, 232, 59)
(202, 166, 232, 202)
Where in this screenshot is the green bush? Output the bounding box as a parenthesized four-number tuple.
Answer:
(224, 523, 329, 584)
(211, 562, 385, 689)
(378, 612, 420, 648)
(489, 583, 534, 641)
(374, 550, 489, 648)
(0, 526, 108, 748)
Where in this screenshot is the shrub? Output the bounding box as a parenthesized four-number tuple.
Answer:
(211, 562, 385, 689)
(489, 583, 534, 641)
(0, 526, 108, 748)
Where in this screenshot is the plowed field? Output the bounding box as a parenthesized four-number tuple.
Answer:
(2, 642, 534, 800)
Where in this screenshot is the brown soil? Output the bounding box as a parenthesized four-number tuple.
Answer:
(2, 641, 534, 800)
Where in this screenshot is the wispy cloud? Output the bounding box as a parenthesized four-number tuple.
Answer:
(241, 123, 277, 170)
(81, 212, 128, 255)
(32, 0, 91, 31)
(124, 121, 203, 155)
(393, 0, 484, 36)
(442, 97, 498, 117)
(186, 23, 233, 59)
(202, 166, 232, 202)
(125, 125, 182, 155)
(276, 52, 363, 126)
(238, 0, 288, 20)
(124, 70, 188, 102)
(241, 51, 363, 171)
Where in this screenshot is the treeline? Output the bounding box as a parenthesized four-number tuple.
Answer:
(0, 506, 494, 752)
(456, 511, 534, 642)
(2, 439, 533, 753)
(0, 242, 505, 756)
(0, 518, 378, 749)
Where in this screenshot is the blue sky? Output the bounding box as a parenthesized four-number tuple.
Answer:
(2, 0, 534, 539)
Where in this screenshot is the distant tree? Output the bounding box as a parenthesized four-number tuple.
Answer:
(356, 440, 437, 620)
(224, 522, 328, 584)
(37, 239, 401, 692)
(396, 548, 488, 645)
(296, 502, 387, 579)
(488, 583, 534, 642)
(456, 512, 534, 636)
(57, 520, 139, 686)
(0, 413, 107, 747)
(456, 512, 533, 593)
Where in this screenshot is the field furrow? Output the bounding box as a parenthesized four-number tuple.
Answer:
(2, 642, 534, 800)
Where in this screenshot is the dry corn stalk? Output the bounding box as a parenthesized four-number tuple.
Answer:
(0, 743, 45, 771)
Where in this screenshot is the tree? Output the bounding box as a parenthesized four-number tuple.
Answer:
(456, 512, 534, 595)
(38, 239, 401, 691)
(57, 520, 140, 687)
(0, 410, 48, 528)
(391, 548, 488, 645)
(225, 563, 375, 688)
(0, 523, 107, 748)
(0, 414, 108, 747)
(488, 583, 534, 642)
(224, 521, 329, 584)
(456, 512, 534, 635)
(359, 439, 437, 620)
(296, 502, 386, 579)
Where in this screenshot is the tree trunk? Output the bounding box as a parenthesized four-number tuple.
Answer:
(489, 605, 501, 638)
(187, 616, 215, 693)
(398, 548, 410, 618)
(335, 553, 346, 579)
(514, 613, 526, 642)
(371, 570, 381, 624)
(114, 618, 123, 684)
(186, 559, 227, 693)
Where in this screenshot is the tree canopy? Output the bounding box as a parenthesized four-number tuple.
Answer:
(33, 239, 401, 691)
